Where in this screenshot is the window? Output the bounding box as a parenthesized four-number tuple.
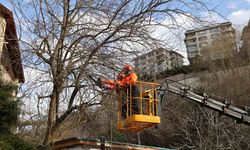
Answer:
(187, 44, 198, 52)
(186, 32, 196, 37)
(198, 36, 207, 41)
(197, 30, 207, 36)
(186, 38, 196, 44)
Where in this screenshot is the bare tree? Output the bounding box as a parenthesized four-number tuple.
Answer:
(9, 0, 220, 145)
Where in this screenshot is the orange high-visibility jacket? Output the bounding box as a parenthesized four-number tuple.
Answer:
(122, 72, 138, 86)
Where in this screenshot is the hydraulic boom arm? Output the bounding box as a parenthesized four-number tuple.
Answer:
(159, 79, 250, 126)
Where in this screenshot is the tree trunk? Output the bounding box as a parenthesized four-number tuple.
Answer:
(43, 91, 57, 145)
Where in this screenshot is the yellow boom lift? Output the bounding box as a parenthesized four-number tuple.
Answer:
(115, 79, 250, 132)
(117, 81, 161, 132)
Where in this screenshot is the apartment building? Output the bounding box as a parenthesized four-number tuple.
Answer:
(0, 4, 24, 84)
(184, 22, 236, 63)
(241, 20, 250, 57)
(133, 48, 183, 76)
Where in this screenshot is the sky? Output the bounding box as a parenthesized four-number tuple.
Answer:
(221, 0, 250, 27)
(1, 0, 249, 54)
(1, 0, 250, 26)
(1, 0, 250, 60)
(1, 0, 250, 24)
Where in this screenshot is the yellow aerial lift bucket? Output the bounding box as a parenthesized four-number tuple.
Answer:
(117, 81, 161, 132)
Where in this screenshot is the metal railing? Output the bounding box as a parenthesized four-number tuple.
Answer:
(117, 81, 160, 121)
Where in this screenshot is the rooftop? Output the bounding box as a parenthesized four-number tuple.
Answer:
(185, 22, 232, 34)
(52, 137, 172, 150)
(134, 48, 184, 61)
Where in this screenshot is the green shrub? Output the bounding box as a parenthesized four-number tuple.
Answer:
(0, 79, 19, 132)
(0, 133, 35, 150)
(0, 79, 35, 149)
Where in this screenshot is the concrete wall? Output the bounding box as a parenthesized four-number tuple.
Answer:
(0, 16, 5, 48)
(166, 65, 250, 89)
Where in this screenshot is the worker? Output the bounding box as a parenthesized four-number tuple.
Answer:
(121, 64, 137, 85)
(120, 64, 139, 117)
(99, 64, 139, 118)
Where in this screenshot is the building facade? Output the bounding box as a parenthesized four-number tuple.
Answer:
(241, 20, 250, 58)
(0, 4, 24, 84)
(184, 22, 236, 63)
(133, 48, 183, 76)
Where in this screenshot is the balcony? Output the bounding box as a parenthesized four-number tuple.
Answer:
(197, 30, 207, 36)
(198, 36, 208, 42)
(185, 35, 196, 40)
(185, 38, 197, 44)
(186, 43, 198, 52)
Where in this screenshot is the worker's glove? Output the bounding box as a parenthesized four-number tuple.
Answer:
(115, 83, 122, 92)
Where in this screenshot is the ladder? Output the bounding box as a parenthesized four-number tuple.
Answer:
(159, 79, 250, 126)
